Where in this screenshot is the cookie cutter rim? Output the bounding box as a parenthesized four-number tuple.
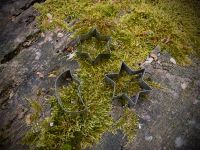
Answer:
(55, 70, 87, 114)
(105, 61, 152, 107)
(76, 28, 112, 65)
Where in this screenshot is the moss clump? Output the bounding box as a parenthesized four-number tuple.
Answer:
(26, 99, 42, 122)
(114, 108, 139, 142)
(115, 73, 141, 97)
(147, 80, 162, 90)
(78, 37, 108, 59)
(34, 0, 200, 65)
(25, 95, 113, 149)
(58, 82, 83, 112)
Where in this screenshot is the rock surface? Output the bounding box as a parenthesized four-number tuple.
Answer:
(0, 1, 78, 149)
(92, 53, 200, 150)
(0, 1, 200, 150)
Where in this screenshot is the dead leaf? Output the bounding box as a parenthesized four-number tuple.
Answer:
(11, 16, 16, 21)
(46, 13, 53, 20)
(165, 36, 171, 44)
(170, 57, 176, 64)
(161, 36, 171, 44)
(149, 53, 158, 61)
(25, 114, 32, 125)
(48, 74, 57, 78)
(9, 90, 14, 99)
(46, 13, 53, 23)
(63, 46, 75, 52)
(36, 72, 44, 78)
(41, 32, 45, 37)
(57, 32, 64, 38)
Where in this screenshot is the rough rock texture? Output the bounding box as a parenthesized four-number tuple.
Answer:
(0, 0, 46, 63)
(0, 1, 78, 149)
(92, 55, 200, 150)
(126, 56, 200, 150)
(0, 1, 200, 150)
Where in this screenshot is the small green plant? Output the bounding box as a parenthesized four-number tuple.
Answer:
(26, 99, 42, 121)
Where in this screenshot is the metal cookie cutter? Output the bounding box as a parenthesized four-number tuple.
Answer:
(55, 70, 87, 114)
(105, 62, 152, 107)
(76, 28, 111, 65)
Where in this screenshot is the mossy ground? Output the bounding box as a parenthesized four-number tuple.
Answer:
(115, 72, 141, 96)
(59, 82, 84, 112)
(25, 0, 200, 149)
(78, 37, 108, 59)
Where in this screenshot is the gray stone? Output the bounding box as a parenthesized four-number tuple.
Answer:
(170, 57, 176, 64)
(175, 136, 185, 148)
(145, 135, 153, 142)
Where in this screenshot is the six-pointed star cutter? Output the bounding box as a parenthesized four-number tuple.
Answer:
(105, 62, 152, 107)
(76, 28, 111, 65)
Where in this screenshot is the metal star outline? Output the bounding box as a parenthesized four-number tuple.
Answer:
(105, 62, 152, 107)
(76, 28, 112, 65)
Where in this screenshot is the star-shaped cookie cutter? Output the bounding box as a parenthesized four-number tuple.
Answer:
(55, 70, 87, 114)
(105, 62, 152, 107)
(76, 28, 111, 65)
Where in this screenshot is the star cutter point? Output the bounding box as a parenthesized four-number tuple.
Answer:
(55, 70, 87, 114)
(105, 62, 152, 107)
(76, 28, 112, 65)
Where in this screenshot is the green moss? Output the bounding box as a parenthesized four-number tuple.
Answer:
(27, 99, 42, 121)
(147, 81, 162, 89)
(77, 37, 108, 59)
(115, 72, 141, 97)
(26, 0, 200, 149)
(58, 82, 83, 112)
(35, 0, 200, 64)
(114, 108, 139, 142)
(25, 96, 113, 149)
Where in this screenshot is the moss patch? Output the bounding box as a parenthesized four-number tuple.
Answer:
(58, 82, 84, 112)
(115, 72, 141, 97)
(34, 0, 200, 64)
(78, 36, 109, 59)
(114, 108, 139, 141)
